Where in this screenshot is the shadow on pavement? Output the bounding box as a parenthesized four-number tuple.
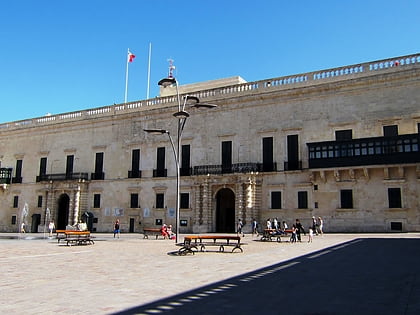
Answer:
(115, 238, 420, 315)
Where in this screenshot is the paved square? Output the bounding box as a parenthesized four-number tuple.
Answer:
(1, 233, 419, 314)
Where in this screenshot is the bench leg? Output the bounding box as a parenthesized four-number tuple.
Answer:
(178, 246, 195, 255)
(232, 244, 243, 253)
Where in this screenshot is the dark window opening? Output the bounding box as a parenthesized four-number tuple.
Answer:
(388, 188, 402, 208)
(66, 155, 74, 178)
(383, 125, 398, 137)
(13, 196, 19, 208)
(335, 130, 353, 141)
(180, 193, 189, 209)
(181, 144, 191, 176)
(340, 189, 353, 208)
(156, 193, 164, 208)
(37, 196, 43, 208)
(286, 134, 300, 170)
(221, 141, 232, 173)
(130, 193, 139, 208)
(297, 191, 308, 209)
(93, 194, 101, 208)
(271, 191, 282, 209)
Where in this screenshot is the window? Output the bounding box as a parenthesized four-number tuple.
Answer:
(287, 135, 300, 170)
(156, 193, 164, 208)
(383, 125, 398, 137)
(66, 155, 74, 178)
(93, 194, 101, 208)
(13, 196, 19, 208)
(262, 137, 274, 172)
(271, 191, 282, 209)
(157, 147, 165, 170)
(388, 188, 402, 208)
(180, 193, 189, 209)
(297, 191, 308, 209)
(39, 157, 47, 176)
(130, 149, 141, 177)
(37, 196, 43, 208)
(340, 189, 353, 208)
(221, 141, 232, 173)
(130, 193, 139, 208)
(94, 152, 104, 179)
(180, 145, 191, 176)
(14, 160, 23, 182)
(335, 130, 352, 141)
(154, 147, 166, 177)
(11, 215, 17, 225)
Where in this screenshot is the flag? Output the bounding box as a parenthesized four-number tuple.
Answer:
(128, 51, 136, 63)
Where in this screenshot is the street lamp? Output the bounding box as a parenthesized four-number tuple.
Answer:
(145, 75, 216, 243)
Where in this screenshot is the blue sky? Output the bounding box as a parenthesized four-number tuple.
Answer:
(0, 0, 419, 123)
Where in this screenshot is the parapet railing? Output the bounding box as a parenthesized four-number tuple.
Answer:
(1, 53, 418, 131)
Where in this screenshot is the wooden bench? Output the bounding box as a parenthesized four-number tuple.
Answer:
(260, 229, 292, 242)
(143, 228, 164, 239)
(178, 235, 243, 255)
(56, 230, 94, 246)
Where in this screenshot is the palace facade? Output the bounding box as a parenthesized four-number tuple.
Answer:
(0, 53, 419, 233)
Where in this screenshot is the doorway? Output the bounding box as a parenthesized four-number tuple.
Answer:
(31, 214, 41, 233)
(216, 188, 235, 232)
(57, 194, 70, 230)
(129, 218, 135, 233)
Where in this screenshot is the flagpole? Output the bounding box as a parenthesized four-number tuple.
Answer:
(124, 48, 129, 103)
(146, 43, 152, 99)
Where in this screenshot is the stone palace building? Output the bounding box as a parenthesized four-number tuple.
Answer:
(0, 53, 419, 233)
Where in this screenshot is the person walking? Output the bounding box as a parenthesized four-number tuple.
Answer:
(295, 219, 305, 242)
(318, 217, 324, 235)
(252, 218, 259, 237)
(312, 216, 318, 235)
(237, 219, 245, 237)
(48, 221, 55, 237)
(308, 227, 314, 242)
(113, 219, 120, 238)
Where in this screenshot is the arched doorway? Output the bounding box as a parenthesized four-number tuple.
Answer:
(57, 194, 70, 230)
(216, 188, 235, 233)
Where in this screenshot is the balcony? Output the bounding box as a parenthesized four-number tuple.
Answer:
(308, 133, 420, 169)
(192, 162, 277, 175)
(180, 167, 192, 176)
(0, 168, 12, 184)
(284, 161, 302, 171)
(153, 169, 167, 177)
(12, 176, 22, 183)
(91, 172, 105, 180)
(37, 172, 90, 182)
(128, 170, 142, 178)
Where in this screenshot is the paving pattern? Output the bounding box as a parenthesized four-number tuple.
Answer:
(1, 232, 419, 314)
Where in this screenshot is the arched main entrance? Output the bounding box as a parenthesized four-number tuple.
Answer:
(216, 188, 235, 233)
(57, 194, 70, 230)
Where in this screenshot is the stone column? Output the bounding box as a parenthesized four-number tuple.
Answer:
(202, 177, 211, 231)
(73, 185, 81, 225)
(236, 182, 245, 222)
(193, 183, 202, 228)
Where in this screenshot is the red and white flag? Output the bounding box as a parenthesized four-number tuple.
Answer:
(128, 50, 136, 63)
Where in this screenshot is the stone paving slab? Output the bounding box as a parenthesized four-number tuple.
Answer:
(0, 232, 419, 314)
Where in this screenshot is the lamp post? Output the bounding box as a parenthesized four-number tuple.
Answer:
(145, 76, 216, 243)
